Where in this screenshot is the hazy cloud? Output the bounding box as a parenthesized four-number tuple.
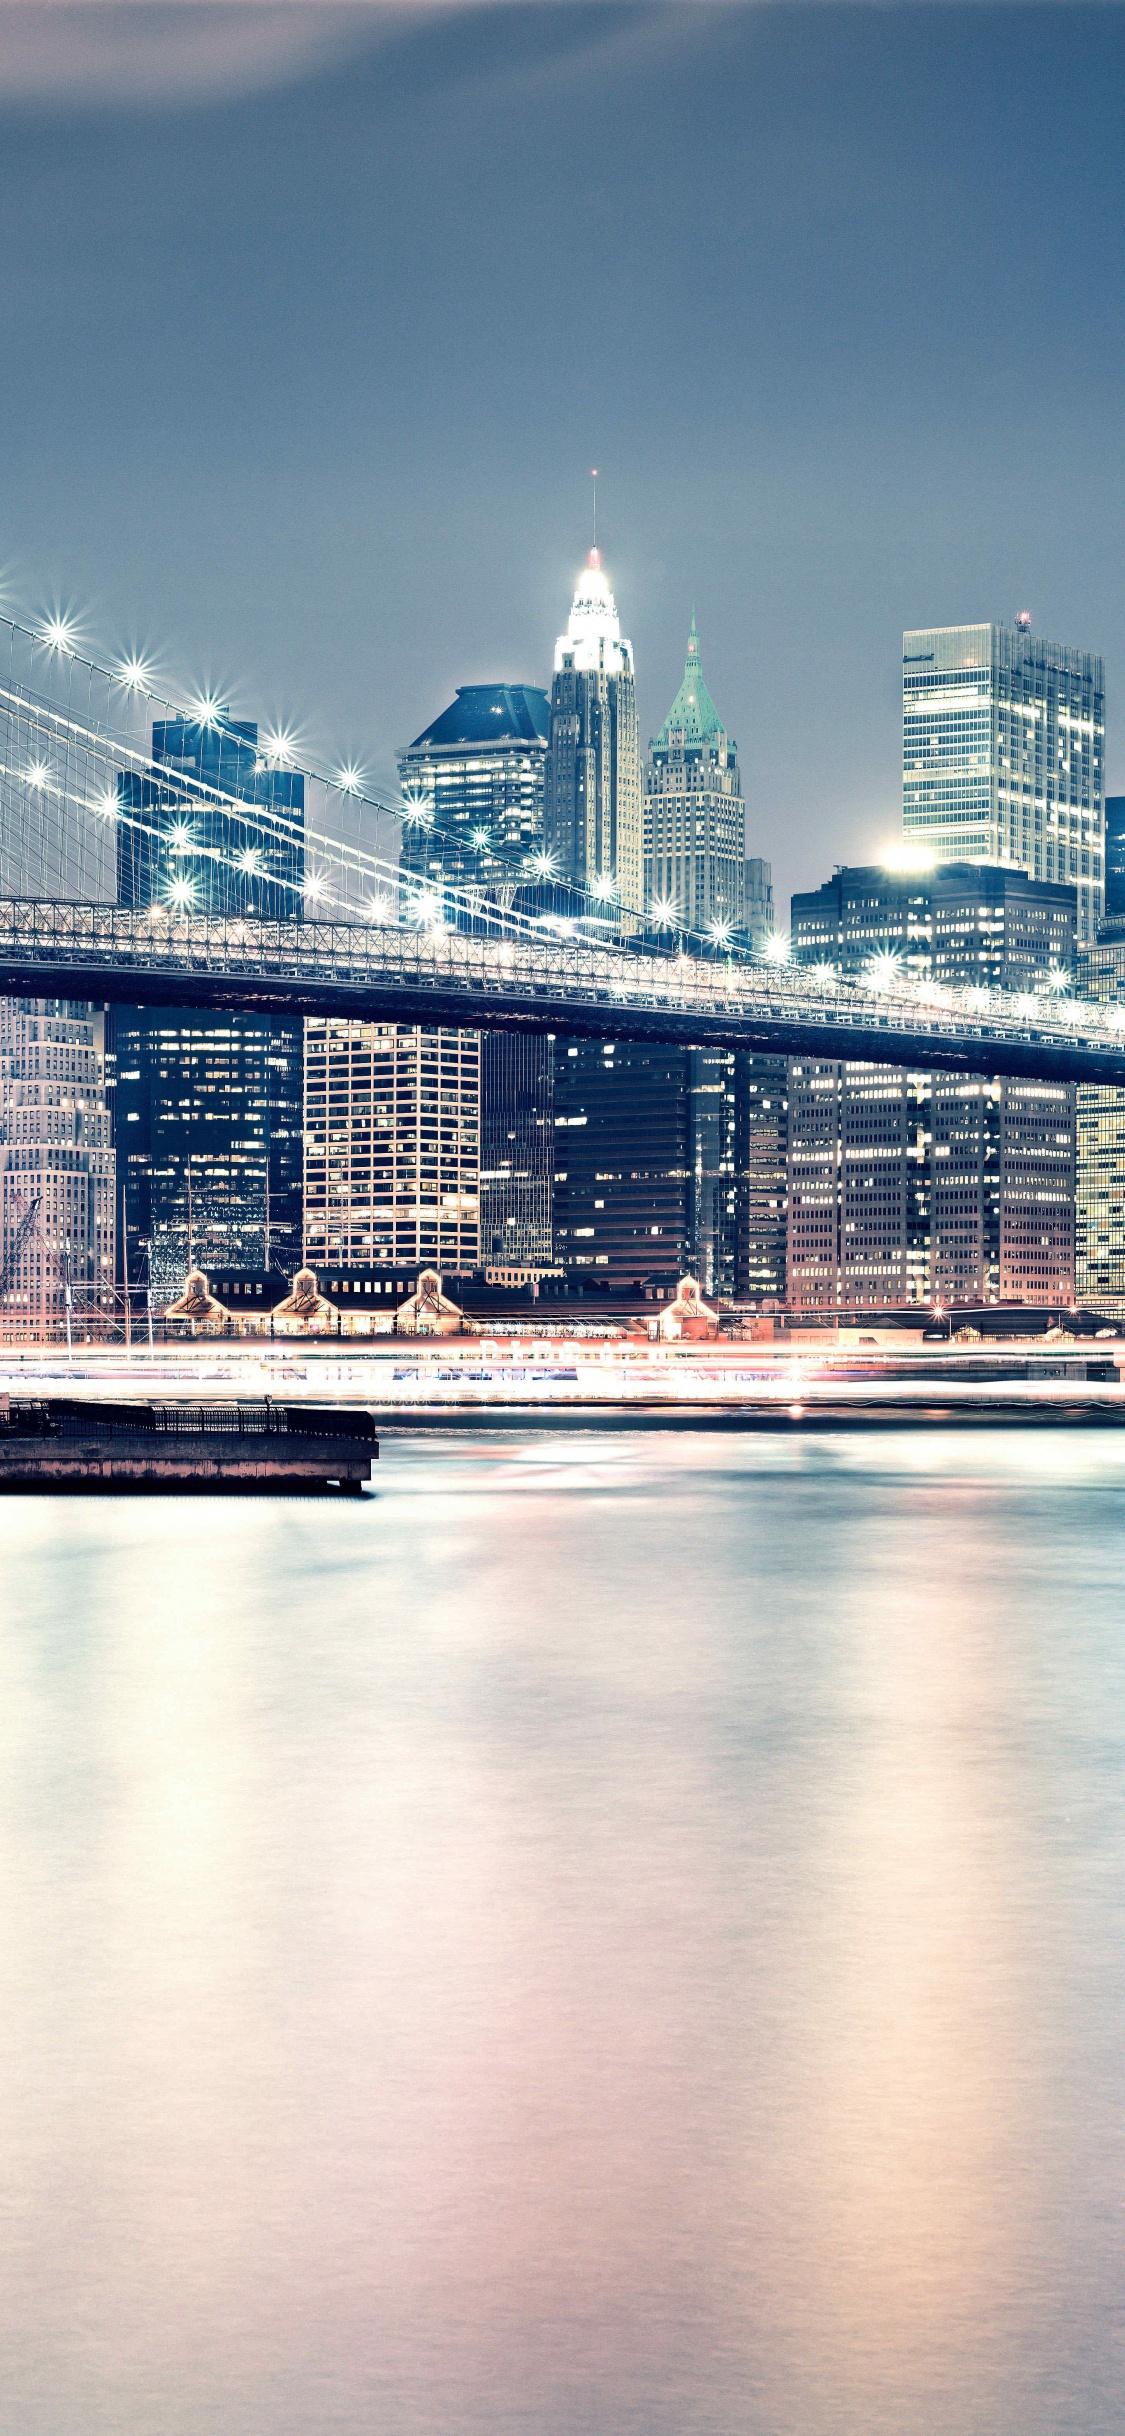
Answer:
(0, 0, 1098, 110)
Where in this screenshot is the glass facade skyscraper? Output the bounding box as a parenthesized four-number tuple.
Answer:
(117, 714, 303, 919)
(789, 863, 1077, 1308)
(902, 622, 1105, 947)
(113, 714, 305, 1301)
(396, 685, 549, 899)
(553, 1037, 737, 1296)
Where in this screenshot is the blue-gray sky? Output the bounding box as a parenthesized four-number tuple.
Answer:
(1, 1, 1123, 906)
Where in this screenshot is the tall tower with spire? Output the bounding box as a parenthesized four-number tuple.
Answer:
(646, 616, 745, 934)
(544, 548, 642, 922)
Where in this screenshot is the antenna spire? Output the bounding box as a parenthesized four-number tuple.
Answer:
(591, 468, 598, 552)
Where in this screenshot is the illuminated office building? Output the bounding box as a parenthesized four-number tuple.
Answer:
(303, 1019, 479, 1274)
(645, 616, 745, 934)
(544, 551, 642, 922)
(113, 714, 305, 1301)
(788, 863, 1077, 1308)
(396, 684, 549, 898)
(0, 999, 115, 1336)
(902, 620, 1105, 947)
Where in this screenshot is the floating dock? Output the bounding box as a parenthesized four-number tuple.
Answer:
(0, 1396, 378, 1491)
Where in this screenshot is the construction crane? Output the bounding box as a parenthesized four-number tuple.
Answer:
(0, 1195, 42, 1300)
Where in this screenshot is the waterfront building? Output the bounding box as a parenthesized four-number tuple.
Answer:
(302, 1018, 479, 1274)
(1076, 919, 1125, 1319)
(544, 550, 642, 922)
(902, 621, 1105, 947)
(788, 863, 1077, 1308)
(396, 684, 550, 900)
(645, 617, 745, 934)
(113, 713, 305, 1303)
(0, 999, 115, 1336)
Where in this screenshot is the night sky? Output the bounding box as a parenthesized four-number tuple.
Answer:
(1, 2, 1123, 908)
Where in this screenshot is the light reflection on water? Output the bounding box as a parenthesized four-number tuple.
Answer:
(1, 1427, 1124, 2435)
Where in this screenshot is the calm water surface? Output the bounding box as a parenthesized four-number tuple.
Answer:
(2, 1427, 1125, 2436)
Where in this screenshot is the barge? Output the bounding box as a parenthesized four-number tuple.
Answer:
(0, 1395, 378, 1491)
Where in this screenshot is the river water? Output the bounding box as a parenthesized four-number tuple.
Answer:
(2, 1426, 1124, 2436)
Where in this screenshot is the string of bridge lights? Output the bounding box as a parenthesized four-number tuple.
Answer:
(8, 604, 760, 958)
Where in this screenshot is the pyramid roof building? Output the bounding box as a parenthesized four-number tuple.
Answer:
(652, 616, 731, 753)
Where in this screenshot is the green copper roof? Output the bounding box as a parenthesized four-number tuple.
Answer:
(652, 615, 727, 752)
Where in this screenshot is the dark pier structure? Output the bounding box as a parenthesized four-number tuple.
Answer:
(0, 1396, 378, 1492)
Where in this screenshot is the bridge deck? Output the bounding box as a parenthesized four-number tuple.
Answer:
(0, 901, 1122, 1087)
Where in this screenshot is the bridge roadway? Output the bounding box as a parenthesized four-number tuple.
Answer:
(1, 899, 1124, 1087)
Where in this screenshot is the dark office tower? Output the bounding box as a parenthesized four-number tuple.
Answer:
(112, 1007, 303, 1297)
(479, 1032, 554, 1266)
(117, 713, 303, 918)
(645, 617, 745, 933)
(788, 861, 1077, 1309)
(553, 1039, 735, 1296)
(113, 714, 305, 1301)
(1104, 798, 1125, 921)
(396, 685, 549, 898)
(544, 551, 642, 922)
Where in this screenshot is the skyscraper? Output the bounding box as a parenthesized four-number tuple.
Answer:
(553, 1037, 736, 1296)
(788, 863, 1077, 1308)
(544, 550, 642, 921)
(302, 1019, 479, 1274)
(113, 714, 305, 1299)
(645, 616, 745, 934)
(0, 1000, 115, 1337)
(396, 684, 550, 899)
(902, 621, 1105, 947)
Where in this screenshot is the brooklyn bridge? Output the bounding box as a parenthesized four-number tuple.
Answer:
(1, 610, 1122, 1089)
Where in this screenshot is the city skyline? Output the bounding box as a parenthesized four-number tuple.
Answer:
(3, 3, 1124, 915)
